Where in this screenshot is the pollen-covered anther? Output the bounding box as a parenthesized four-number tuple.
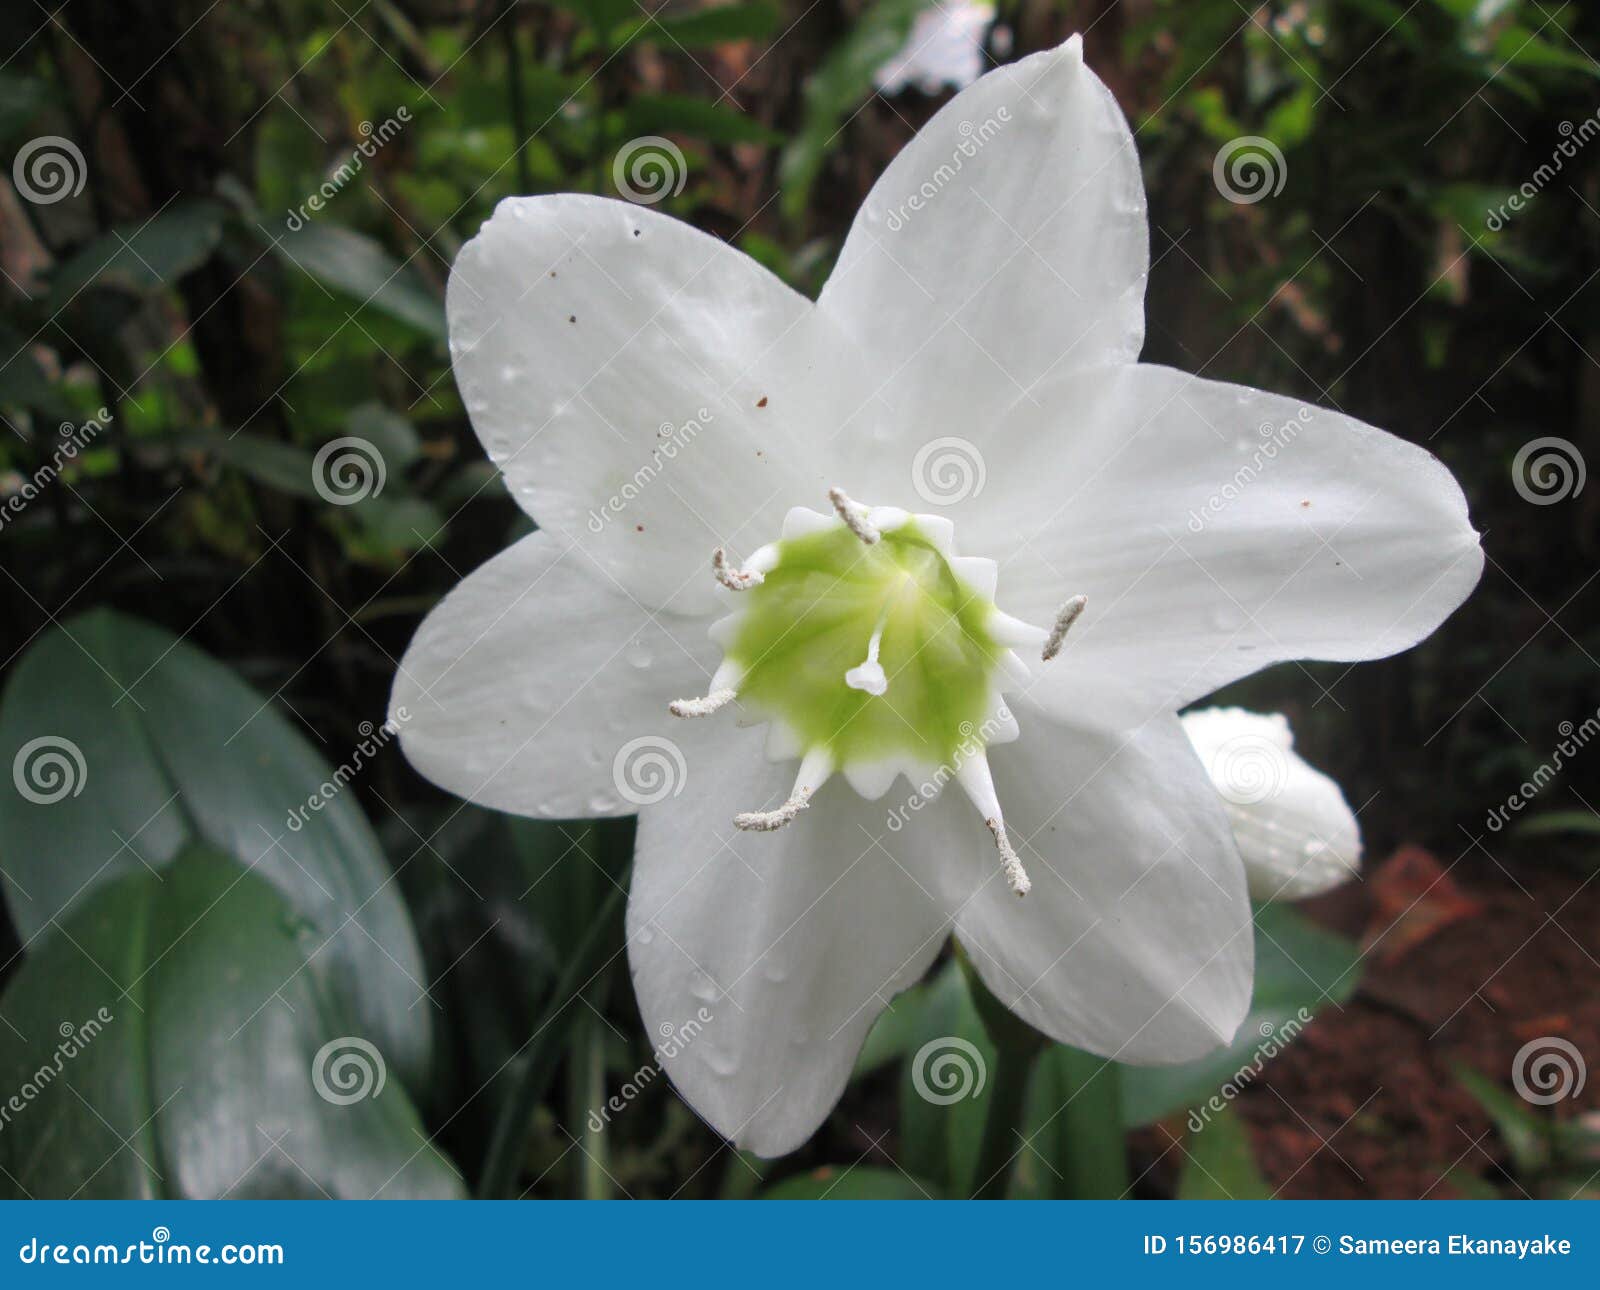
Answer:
(735, 749, 832, 833)
(712, 547, 763, 591)
(1041, 594, 1088, 662)
(669, 688, 737, 718)
(986, 818, 1032, 897)
(827, 487, 880, 544)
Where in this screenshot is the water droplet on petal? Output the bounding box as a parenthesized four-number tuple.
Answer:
(626, 638, 652, 669)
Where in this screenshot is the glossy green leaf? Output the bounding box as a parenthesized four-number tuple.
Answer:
(1018, 1046, 1128, 1198)
(0, 846, 462, 1199)
(1119, 904, 1361, 1127)
(620, 94, 779, 145)
(0, 610, 431, 1092)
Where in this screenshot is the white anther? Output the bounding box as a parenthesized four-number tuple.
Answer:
(712, 547, 763, 591)
(735, 749, 832, 832)
(955, 754, 1032, 898)
(828, 487, 880, 544)
(1041, 594, 1088, 662)
(669, 689, 737, 718)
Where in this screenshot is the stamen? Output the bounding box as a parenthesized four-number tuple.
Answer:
(735, 749, 832, 832)
(956, 755, 1032, 897)
(669, 688, 737, 718)
(712, 547, 763, 591)
(827, 487, 880, 545)
(1041, 594, 1088, 662)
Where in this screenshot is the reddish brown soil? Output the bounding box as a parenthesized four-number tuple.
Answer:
(1205, 851, 1600, 1198)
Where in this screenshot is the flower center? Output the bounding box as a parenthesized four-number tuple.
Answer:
(669, 488, 1086, 897)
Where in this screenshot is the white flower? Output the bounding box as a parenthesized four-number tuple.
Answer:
(875, 1, 998, 96)
(1181, 708, 1362, 901)
(391, 36, 1481, 1156)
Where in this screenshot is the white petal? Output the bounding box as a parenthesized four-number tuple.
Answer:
(821, 34, 1147, 483)
(628, 722, 949, 1156)
(390, 530, 717, 819)
(448, 195, 867, 615)
(935, 708, 1253, 1063)
(1181, 707, 1362, 901)
(971, 364, 1483, 729)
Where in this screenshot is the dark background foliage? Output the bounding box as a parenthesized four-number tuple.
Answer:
(0, 0, 1596, 1199)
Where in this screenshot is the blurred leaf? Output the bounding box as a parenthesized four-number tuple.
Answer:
(620, 94, 779, 145)
(272, 222, 446, 341)
(48, 200, 226, 309)
(0, 72, 46, 150)
(348, 401, 422, 471)
(0, 610, 432, 1092)
(1177, 1105, 1272, 1199)
(779, 0, 937, 219)
(852, 977, 936, 1077)
(1018, 1046, 1128, 1198)
(896, 959, 994, 1196)
(187, 428, 322, 499)
(1515, 810, 1600, 837)
(0, 845, 463, 1199)
(762, 1165, 937, 1198)
(0, 320, 69, 419)
(1120, 904, 1361, 1126)
(1452, 1062, 1551, 1175)
(343, 494, 447, 561)
(622, 1, 781, 48)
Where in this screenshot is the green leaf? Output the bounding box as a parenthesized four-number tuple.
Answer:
(762, 1165, 937, 1199)
(272, 222, 446, 341)
(623, 1, 781, 48)
(1120, 904, 1361, 1126)
(853, 977, 937, 1077)
(1018, 1046, 1129, 1198)
(0, 846, 462, 1199)
(620, 94, 779, 146)
(0, 610, 432, 1093)
(1516, 810, 1600, 837)
(48, 200, 226, 310)
(185, 429, 322, 499)
(1177, 1105, 1272, 1199)
(896, 960, 995, 1196)
(348, 401, 422, 472)
(778, 0, 939, 219)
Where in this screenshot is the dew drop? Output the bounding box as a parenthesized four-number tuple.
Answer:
(634, 926, 655, 946)
(626, 638, 652, 669)
(586, 792, 616, 813)
(689, 972, 721, 1003)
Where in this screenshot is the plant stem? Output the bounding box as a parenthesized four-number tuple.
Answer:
(969, 1040, 1037, 1200)
(476, 853, 631, 1199)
